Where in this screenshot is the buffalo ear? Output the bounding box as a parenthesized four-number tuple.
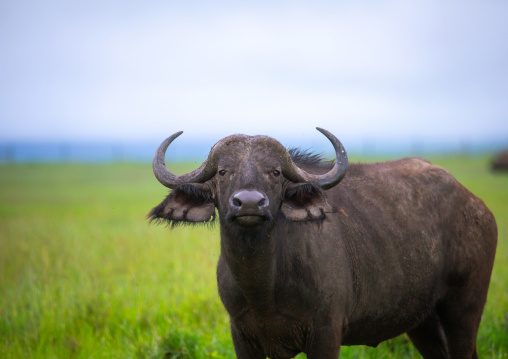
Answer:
(148, 184, 215, 225)
(281, 183, 332, 221)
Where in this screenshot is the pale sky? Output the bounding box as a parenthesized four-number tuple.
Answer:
(1, 0, 507, 148)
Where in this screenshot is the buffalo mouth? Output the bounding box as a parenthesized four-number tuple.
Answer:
(226, 211, 272, 228)
(233, 214, 267, 226)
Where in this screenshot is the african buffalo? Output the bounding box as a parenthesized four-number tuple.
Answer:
(492, 150, 508, 171)
(149, 128, 497, 359)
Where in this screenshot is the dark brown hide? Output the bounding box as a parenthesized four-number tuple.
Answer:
(149, 131, 497, 359)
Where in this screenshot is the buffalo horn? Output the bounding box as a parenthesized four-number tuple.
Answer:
(282, 127, 348, 190)
(153, 128, 348, 190)
(152, 131, 217, 188)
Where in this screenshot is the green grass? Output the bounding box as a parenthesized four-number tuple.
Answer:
(0, 157, 507, 358)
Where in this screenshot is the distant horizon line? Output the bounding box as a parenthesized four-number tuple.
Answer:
(1, 137, 506, 163)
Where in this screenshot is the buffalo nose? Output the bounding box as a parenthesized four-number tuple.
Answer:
(230, 190, 268, 211)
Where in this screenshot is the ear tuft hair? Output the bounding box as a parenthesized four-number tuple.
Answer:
(282, 183, 332, 221)
(147, 184, 216, 227)
(285, 183, 321, 205)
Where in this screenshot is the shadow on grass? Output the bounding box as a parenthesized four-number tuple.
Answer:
(158, 330, 201, 359)
(152, 328, 233, 359)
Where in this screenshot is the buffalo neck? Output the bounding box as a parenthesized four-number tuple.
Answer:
(220, 226, 277, 314)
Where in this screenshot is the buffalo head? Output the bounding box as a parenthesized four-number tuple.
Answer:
(148, 128, 348, 231)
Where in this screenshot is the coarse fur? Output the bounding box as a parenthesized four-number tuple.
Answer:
(149, 133, 497, 359)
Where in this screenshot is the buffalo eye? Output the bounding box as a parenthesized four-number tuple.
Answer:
(273, 170, 280, 177)
(219, 170, 226, 176)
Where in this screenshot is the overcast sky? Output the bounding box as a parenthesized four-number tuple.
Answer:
(1, 0, 507, 148)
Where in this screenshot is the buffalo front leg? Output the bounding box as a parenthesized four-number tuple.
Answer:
(230, 324, 265, 359)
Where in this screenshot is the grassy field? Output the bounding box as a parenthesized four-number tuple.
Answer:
(0, 156, 507, 358)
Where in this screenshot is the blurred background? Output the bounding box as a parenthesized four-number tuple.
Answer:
(1, 0, 508, 162)
(2, 3, 508, 357)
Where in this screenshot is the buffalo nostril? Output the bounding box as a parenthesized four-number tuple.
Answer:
(231, 190, 268, 211)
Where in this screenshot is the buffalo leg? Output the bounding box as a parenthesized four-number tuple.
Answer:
(306, 327, 341, 359)
(438, 307, 481, 359)
(437, 291, 486, 359)
(407, 313, 449, 359)
(230, 325, 265, 359)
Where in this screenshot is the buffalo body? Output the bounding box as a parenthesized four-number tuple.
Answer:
(149, 129, 497, 359)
